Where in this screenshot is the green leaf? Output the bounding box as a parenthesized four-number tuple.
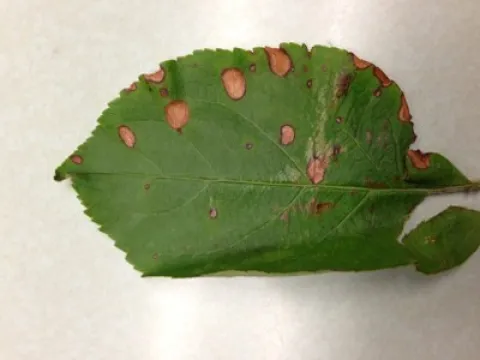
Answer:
(403, 206, 480, 274)
(54, 43, 480, 277)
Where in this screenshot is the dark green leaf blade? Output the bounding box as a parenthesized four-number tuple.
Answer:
(55, 43, 480, 277)
(403, 206, 480, 274)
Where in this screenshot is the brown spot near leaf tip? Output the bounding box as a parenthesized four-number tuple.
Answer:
(399, 94, 412, 122)
(264, 47, 292, 77)
(280, 125, 295, 145)
(408, 149, 430, 169)
(221, 68, 246, 100)
(209, 208, 218, 219)
(351, 53, 372, 69)
(249, 64, 256, 72)
(373, 88, 381, 97)
(144, 68, 165, 83)
(307, 157, 327, 184)
(118, 125, 136, 148)
(165, 100, 190, 130)
(373, 67, 392, 87)
(126, 82, 137, 92)
(159, 88, 169, 97)
(70, 155, 83, 165)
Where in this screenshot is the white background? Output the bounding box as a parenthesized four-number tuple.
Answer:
(1, 1, 480, 359)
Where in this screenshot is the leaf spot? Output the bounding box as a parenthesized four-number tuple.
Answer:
(245, 142, 253, 150)
(70, 155, 83, 165)
(209, 208, 218, 219)
(159, 88, 169, 97)
(165, 100, 190, 130)
(366, 131, 373, 144)
(264, 47, 292, 77)
(336, 117, 343, 124)
(336, 74, 352, 98)
(144, 183, 151, 190)
(399, 93, 412, 122)
(408, 149, 430, 169)
(152, 253, 159, 260)
(280, 211, 289, 222)
(350, 52, 372, 69)
(118, 125, 136, 148)
(249, 63, 256, 72)
(307, 198, 334, 215)
(373, 88, 382, 97)
(144, 67, 165, 83)
(221, 68, 246, 100)
(307, 156, 327, 184)
(303, 64, 308, 72)
(373, 66, 392, 87)
(125, 82, 137, 92)
(331, 144, 341, 161)
(280, 125, 295, 145)
(306, 79, 313, 88)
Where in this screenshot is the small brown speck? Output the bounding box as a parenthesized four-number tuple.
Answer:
(332, 144, 341, 161)
(209, 208, 218, 219)
(125, 82, 137, 92)
(280, 125, 295, 145)
(249, 63, 256, 72)
(245, 143, 253, 150)
(303, 64, 308, 72)
(118, 125, 136, 148)
(264, 47, 292, 77)
(336, 117, 343, 124)
(373, 88, 381, 97)
(159, 88, 169, 97)
(366, 131, 373, 144)
(306, 79, 313, 88)
(70, 155, 83, 165)
(280, 211, 289, 222)
(165, 100, 190, 130)
(152, 253, 159, 260)
(221, 68, 246, 100)
(144, 183, 151, 190)
(144, 68, 165, 83)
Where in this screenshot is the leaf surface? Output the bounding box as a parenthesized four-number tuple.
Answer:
(55, 43, 480, 277)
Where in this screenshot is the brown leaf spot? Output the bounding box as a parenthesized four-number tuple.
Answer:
(373, 66, 392, 87)
(307, 157, 327, 184)
(303, 64, 308, 72)
(331, 144, 341, 161)
(306, 79, 313, 88)
(280, 211, 289, 222)
(336, 117, 343, 124)
(366, 131, 373, 144)
(264, 47, 292, 77)
(209, 208, 218, 219)
(144, 68, 165, 83)
(152, 253, 159, 260)
(351, 53, 372, 69)
(70, 155, 83, 165)
(307, 198, 334, 215)
(118, 125, 136, 148)
(159, 88, 169, 97)
(249, 63, 256, 72)
(280, 125, 295, 145)
(144, 183, 151, 190)
(373, 87, 382, 97)
(399, 93, 412, 122)
(408, 149, 430, 169)
(425, 236, 436, 244)
(125, 82, 137, 92)
(245, 142, 253, 150)
(336, 74, 352, 98)
(221, 68, 246, 100)
(365, 178, 387, 188)
(165, 100, 190, 130)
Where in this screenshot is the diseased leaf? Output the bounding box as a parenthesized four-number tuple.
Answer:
(54, 43, 480, 277)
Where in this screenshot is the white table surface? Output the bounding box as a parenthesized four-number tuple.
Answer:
(1, 1, 480, 359)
